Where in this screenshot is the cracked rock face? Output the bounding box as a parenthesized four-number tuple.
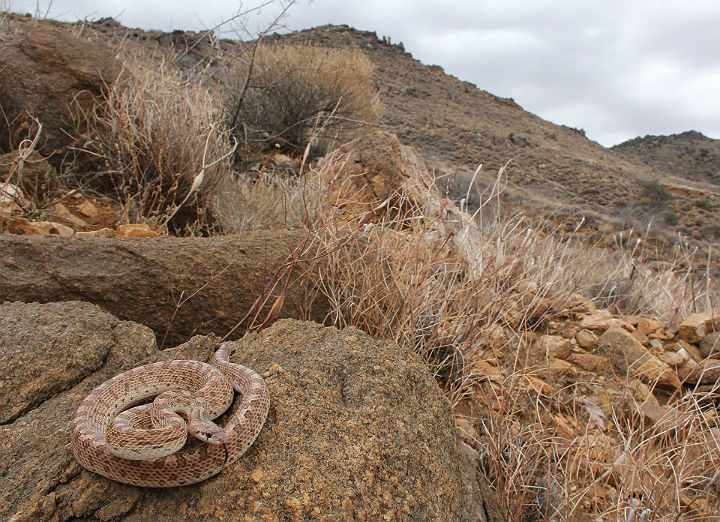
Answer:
(0, 305, 489, 521)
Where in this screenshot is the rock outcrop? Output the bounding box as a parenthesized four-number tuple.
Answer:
(0, 231, 329, 345)
(0, 302, 490, 521)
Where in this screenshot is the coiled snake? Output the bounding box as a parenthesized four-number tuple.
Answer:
(71, 343, 269, 487)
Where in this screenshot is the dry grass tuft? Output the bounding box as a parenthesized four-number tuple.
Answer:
(75, 56, 236, 235)
(210, 169, 320, 233)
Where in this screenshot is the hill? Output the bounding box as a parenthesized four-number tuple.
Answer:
(613, 130, 720, 185)
(2, 12, 719, 522)
(269, 25, 720, 268)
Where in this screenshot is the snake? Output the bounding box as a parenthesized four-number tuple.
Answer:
(71, 343, 269, 488)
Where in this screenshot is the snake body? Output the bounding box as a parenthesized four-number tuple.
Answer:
(71, 343, 269, 487)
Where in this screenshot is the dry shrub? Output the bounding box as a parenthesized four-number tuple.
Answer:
(225, 43, 380, 155)
(312, 159, 588, 404)
(76, 57, 236, 235)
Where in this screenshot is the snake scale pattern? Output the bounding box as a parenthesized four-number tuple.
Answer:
(71, 343, 269, 487)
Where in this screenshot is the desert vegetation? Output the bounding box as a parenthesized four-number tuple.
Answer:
(1, 6, 719, 521)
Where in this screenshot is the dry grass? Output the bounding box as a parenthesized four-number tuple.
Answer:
(75, 55, 236, 235)
(300, 149, 720, 520)
(210, 169, 320, 233)
(472, 365, 720, 521)
(224, 43, 381, 155)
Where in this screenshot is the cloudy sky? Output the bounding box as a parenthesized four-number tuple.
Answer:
(8, 0, 720, 147)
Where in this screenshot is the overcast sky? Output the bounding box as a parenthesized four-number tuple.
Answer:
(8, 0, 720, 147)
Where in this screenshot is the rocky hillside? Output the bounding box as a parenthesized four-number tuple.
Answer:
(613, 130, 720, 185)
(269, 25, 720, 265)
(5, 14, 717, 257)
(1, 14, 719, 521)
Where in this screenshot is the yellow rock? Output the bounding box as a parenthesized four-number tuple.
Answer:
(115, 223, 159, 238)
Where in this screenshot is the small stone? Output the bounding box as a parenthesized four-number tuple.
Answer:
(455, 416, 478, 442)
(535, 334, 572, 359)
(679, 313, 719, 344)
(77, 200, 99, 218)
(632, 358, 681, 389)
(686, 359, 720, 385)
(658, 350, 685, 368)
(598, 327, 651, 372)
(699, 331, 720, 359)
(250, 468, 264, 483)
(568, 352, 611, 372)
(472, 360, 503, 383)
(75, 227, 115, 238)
(580, 311, 633, 332)
(675, 340, 704, 362)
(575, 329, 598, 349)
(522, 375, 554, 397)
(548, 358, 575, 376)
(559, 327, 577, 339)
(678, 359, 699, 381)
(53, 202, 88, 227)
(115, 223, 158, 238)
(0, 201, 23, 216)
(0, 182, 27, 205)
(569, 293, 596, 314)
(628, 379, 660, 407)
(636, 318, 663, 336)
(649, 339, 663, 350)
(23, 220, 74, 236)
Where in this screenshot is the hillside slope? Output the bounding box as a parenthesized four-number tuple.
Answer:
(270, 25, 720, 256)
(2, 14, 718, 262)
(613, 130, 720, 186)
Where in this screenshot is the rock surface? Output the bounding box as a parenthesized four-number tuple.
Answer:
(0, 231, 329, 345)
(0, 304, 490, 521)
(0, 25, 119, 168)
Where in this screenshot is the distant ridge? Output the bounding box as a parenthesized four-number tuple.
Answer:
(612, 131, 720, 185)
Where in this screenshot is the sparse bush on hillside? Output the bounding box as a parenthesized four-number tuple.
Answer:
(76, 58, 236, 234)
(639, 178, 671, 209)
(224, 43, 380, 156)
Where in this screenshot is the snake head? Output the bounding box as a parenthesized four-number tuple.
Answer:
(188, 421, 227, 445)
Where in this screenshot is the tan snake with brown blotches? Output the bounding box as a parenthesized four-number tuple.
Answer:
(71, 343, 269, 487)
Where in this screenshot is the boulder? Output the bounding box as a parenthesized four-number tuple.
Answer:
(0, 231, 329, 345)
(0, 307, 490, 521)
(0, 25, 120, 170)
